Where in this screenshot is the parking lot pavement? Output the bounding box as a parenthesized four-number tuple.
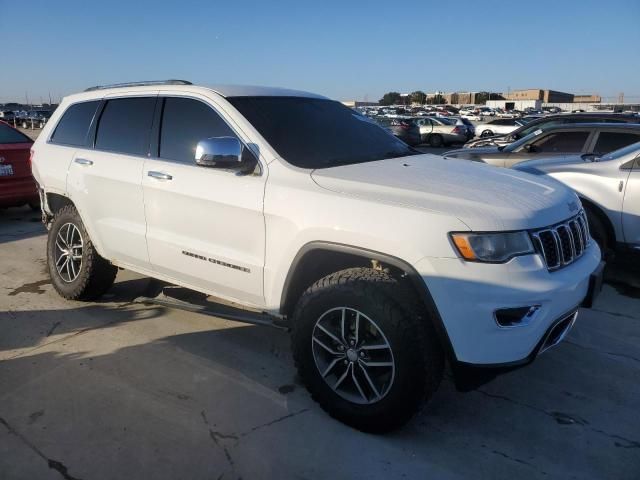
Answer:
(1, 207, 639, 480)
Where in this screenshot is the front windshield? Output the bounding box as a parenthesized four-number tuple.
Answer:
(600, 140, 640, 161)
(228, 96, 418, 169)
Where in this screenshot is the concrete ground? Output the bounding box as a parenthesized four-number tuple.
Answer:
(1, 206, 639, 480)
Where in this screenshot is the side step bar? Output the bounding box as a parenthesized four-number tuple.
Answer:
(134, 285, 290, 331)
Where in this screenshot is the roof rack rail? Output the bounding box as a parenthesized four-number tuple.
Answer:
(84, 80, 192, 92)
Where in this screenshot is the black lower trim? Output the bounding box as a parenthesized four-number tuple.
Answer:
(452, 306, 580, 391)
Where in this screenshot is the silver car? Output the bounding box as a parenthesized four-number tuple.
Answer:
(444, 123, 640, 168)
(414, 117, 468, 147)
(513, 141, 640, 255)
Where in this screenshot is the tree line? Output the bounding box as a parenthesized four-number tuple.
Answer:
(378, 91, 499, 106)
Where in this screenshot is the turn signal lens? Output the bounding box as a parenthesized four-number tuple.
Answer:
(452, 235, 476, 260)
(450, 232, 534, 263)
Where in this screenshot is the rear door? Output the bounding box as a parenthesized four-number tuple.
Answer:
(622, 156, 640, 247)
(589, 130, 640, 156)
(506, 129, 592, 168)
(66, 94, 156, 269)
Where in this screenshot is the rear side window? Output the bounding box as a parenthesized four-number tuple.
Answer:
(0, 123, 32, 144)
(50, 101, 100, 146)
(159, 97, 236, 163)
(531, 131, 590, 153)
(95, 97, 156, 156)
(593, 132, 640, 155)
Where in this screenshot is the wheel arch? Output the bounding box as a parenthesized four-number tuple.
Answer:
(279, 241, 457, 363)
(578, 196, 616, 245)
(43, 192, 109, 260)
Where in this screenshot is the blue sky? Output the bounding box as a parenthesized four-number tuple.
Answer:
(1, 0, 639, 104)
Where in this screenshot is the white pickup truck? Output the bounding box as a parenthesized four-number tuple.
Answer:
(31, 80, 603, 432)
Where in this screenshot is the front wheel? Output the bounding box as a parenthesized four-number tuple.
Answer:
(480, 130, 493, 138)
(47, 205, 117, 300)
(585, 208, 610, 259)
(291, 268, 444, 433)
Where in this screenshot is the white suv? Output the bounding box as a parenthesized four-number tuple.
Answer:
(31, 81, 604, 432)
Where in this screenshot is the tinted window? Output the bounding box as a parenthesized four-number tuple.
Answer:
(51, 101, 100, 146)
(531, 131, 590, 153)
(228, 97, 416, 169)
(593, 132, 640, 155)
(159, 97, 236, 163)
(95, 97, 156, 155)
(0, 123, 32, 144)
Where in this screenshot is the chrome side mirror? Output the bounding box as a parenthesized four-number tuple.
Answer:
(195, 137, 244, 169)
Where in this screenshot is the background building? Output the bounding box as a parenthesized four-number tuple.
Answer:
(573, 94, 602, 103)
(341, 100, 379, 108)
(504, 89, 574, 103)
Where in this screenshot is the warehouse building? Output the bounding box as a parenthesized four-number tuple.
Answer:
(504, 89, 575, 103)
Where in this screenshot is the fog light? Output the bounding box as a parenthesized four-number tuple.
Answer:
(494, 305, 540, 327)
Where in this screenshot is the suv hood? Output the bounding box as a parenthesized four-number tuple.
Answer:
(311, 154, 580, 231)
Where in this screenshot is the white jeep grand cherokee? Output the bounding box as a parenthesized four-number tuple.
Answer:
(31, 81, 604, 432)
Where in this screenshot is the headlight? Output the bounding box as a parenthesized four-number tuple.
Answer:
(450, 231, 534, 263)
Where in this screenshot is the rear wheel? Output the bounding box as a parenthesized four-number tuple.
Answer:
(47, 205, 117, 300)
(291, 268, 444, 433)
(429, 134, 444, 148)
(480, 129, 494, 138)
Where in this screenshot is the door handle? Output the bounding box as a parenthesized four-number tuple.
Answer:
(148, 171, 173, 181)
(74, 158, 93, 166)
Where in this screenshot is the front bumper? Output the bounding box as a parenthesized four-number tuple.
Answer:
(416, 242, 602, 366)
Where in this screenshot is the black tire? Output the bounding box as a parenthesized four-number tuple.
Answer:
(585, 208, 610, 259)
(47, 205, 117, 300)
(429, 134, 444, 148)
(291, 267, 444, 433)
(480, 130, 493, 138)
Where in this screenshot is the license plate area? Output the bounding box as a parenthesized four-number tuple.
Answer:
(0, 164, 14, 176)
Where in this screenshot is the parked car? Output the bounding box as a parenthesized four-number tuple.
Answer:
(475, 118, 528, 138)
(0, 121, 38, 210)
(375, 117, 421, 146)
(463, 113, 640, 149)
(0, 110, 15, 122)
(31, 81, 603, 433)
(449, 116, 475, 139)
(514, 141, 640, 256)
(496, 110, 519, 118)
(445, 123, 640, 168)
(414, 116, 467, 146)
(460, 111, 482, 121)
(17, 110, 52, 129)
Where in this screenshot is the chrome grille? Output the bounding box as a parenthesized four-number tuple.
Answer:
(531, 211, 590, 271)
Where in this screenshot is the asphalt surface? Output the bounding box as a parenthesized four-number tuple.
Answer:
(1, 206, 639, 480)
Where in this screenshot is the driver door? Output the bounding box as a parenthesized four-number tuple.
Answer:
(142, 94, 266, 306)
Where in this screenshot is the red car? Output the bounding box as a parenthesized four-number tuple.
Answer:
(0, 121, 39, 210)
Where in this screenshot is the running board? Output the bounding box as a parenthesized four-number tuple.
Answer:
(134, 286, 289, 331)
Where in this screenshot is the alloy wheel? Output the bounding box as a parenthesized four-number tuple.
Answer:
(311, 307, 395, 405)
(54, 223, 84, 283)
